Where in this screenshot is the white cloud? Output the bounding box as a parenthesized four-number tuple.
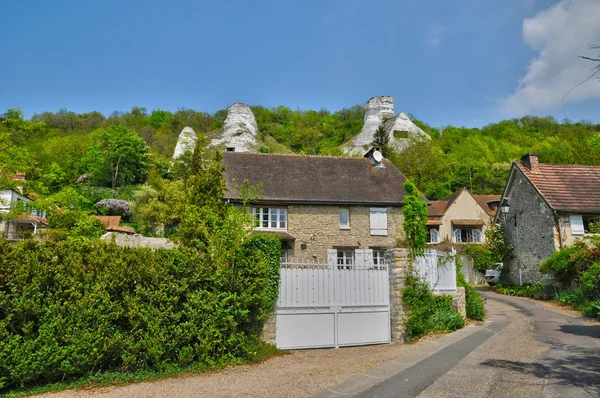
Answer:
(500, 0, 600, 115)
(425, 24, 443, 50)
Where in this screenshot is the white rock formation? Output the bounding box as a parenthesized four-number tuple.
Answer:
(343, 96, 430, 155)
(210, 103, 258, 152)
(172, 127, 197, 159)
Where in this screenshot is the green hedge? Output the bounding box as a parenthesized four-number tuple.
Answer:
(0, 235, 280, 391)
(402, 276, 465, 338)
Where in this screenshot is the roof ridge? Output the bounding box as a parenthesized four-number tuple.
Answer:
(223, 152, 374, 160)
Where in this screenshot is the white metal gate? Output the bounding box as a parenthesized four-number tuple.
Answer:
(275, 249, 390, 349)
(413, 249, 457, 294)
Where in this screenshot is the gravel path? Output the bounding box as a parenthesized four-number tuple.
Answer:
(42, 336, 442, 398)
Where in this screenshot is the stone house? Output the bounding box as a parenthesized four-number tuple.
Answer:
(495, 153, 600, 284)
(427, 187, 500, 244)
(222, 149, 411, 265)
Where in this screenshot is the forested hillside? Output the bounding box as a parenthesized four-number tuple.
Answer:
(1, 106, 599, 209)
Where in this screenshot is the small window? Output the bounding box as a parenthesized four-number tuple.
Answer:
(339, 208, 350, 229)
(427, 227, 440, 243)
(226, 147, 235, 152)
(454, 228, 482, 243)
(337, 250, 354, 269)
(582, 215, 600, 234)
(252, 207, 287, 230)
(370, 208, 388, 236)
(373, 250, 386, 268)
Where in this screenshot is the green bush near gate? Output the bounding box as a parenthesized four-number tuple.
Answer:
(0, 235, 280, 393)
(402, 276, 465, 339)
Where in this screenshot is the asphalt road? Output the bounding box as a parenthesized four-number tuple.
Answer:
(358, 290, 600, 398)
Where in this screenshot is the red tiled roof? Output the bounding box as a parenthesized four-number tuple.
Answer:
(517, 163, 600, 213)
(473, 195, 501, 216)
(93, 216, 121, 229)
(427, 188, 467, 216)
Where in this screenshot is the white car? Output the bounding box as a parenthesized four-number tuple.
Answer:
(484, 263, 503, 286)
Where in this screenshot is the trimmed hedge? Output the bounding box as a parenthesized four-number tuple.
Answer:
(0, 235, 280, 391)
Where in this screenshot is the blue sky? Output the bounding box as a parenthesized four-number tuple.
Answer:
(2, 0, 600, 127)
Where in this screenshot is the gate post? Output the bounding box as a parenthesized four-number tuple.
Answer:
(386, 248, 411, 342)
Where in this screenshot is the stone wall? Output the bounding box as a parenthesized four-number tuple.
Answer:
(452, 287, 466, 318)
(503, 169, 557, 284)
(261, 314, 277, 345)
(101, 232, 176, 249)
(286, 204, 403, 260)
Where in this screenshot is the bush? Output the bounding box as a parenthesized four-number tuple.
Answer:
(493, 282, 548, 298)
(0, 235, 280, 392)
(456, 262, 486, 320)
(402, 276, 465, 338)
(539, 245, 584, 284)
(465, 289, 486, 320)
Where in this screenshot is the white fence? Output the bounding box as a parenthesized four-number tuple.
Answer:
(413, 249, 457, 294)
(275, 249, 390, 349)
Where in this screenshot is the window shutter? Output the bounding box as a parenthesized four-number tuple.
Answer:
(354, 249, 365, 268)
(327, 249, 338, 267)
(454, 229, 461, 243)
(570, 215, 585, 235)
(370, 208, 388, 236)
(364, 249, 374, 267)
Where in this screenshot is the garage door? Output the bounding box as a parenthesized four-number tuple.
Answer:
(276, 249, 390, 349)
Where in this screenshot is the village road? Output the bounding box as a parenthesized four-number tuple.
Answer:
(357, 290, 600, 398)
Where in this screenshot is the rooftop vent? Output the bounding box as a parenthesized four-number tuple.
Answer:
(364, 148, 385, 168)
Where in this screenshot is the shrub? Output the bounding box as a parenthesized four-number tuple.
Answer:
(0, 235, 280, 392)
(402, 276, 464, 338)
(494, 282, 548, 298)
(539, 245, 583, 284)
(456, 261, 486, 320)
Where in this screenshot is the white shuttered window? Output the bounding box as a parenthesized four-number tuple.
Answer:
(570, 215, 584, 235)
(370, 208, 388, 236)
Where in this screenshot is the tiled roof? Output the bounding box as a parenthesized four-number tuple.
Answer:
(93, 216, 121, 229)
(427, 188, 464, 216)
(473, 195, 501, 216)
(223, 152, 410, 205)
(517, 163, 600, 213)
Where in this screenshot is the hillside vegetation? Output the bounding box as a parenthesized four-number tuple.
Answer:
(1, 106, 599, 207)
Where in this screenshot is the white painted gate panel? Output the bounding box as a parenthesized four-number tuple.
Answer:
(276, 251, 390, 349)
(413, 249, 457, 294)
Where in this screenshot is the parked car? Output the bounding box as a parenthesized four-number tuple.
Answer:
(484, 263, 503, 286)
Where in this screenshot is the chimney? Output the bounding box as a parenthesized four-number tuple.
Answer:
(520, 153, 539, 173)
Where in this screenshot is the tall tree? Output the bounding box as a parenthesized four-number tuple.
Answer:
(402, 181, 428, 257)
(83, 126, 149, 194)
(371, 124, 390, 156)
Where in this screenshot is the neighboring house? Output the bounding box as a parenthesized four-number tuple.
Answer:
(0, 189, 47, 239)
(222, 149, 411, 264)
(427, 187, 500, 244)
(93, 216, 136, 234)
(496, 153, 600, 284)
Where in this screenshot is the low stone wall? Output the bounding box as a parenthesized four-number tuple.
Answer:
(101, 232, 175, 249)
(460, 255, 486, 285)
(261, 314, 277, 345)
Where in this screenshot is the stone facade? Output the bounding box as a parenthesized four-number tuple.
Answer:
(502, 169, 558, 284)
(284, 204, 404, 260)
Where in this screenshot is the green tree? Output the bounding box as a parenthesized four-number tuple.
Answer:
(83, 126, 150, 194)
(371, 124, 390, 156)
(402, 181, 428, 257)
